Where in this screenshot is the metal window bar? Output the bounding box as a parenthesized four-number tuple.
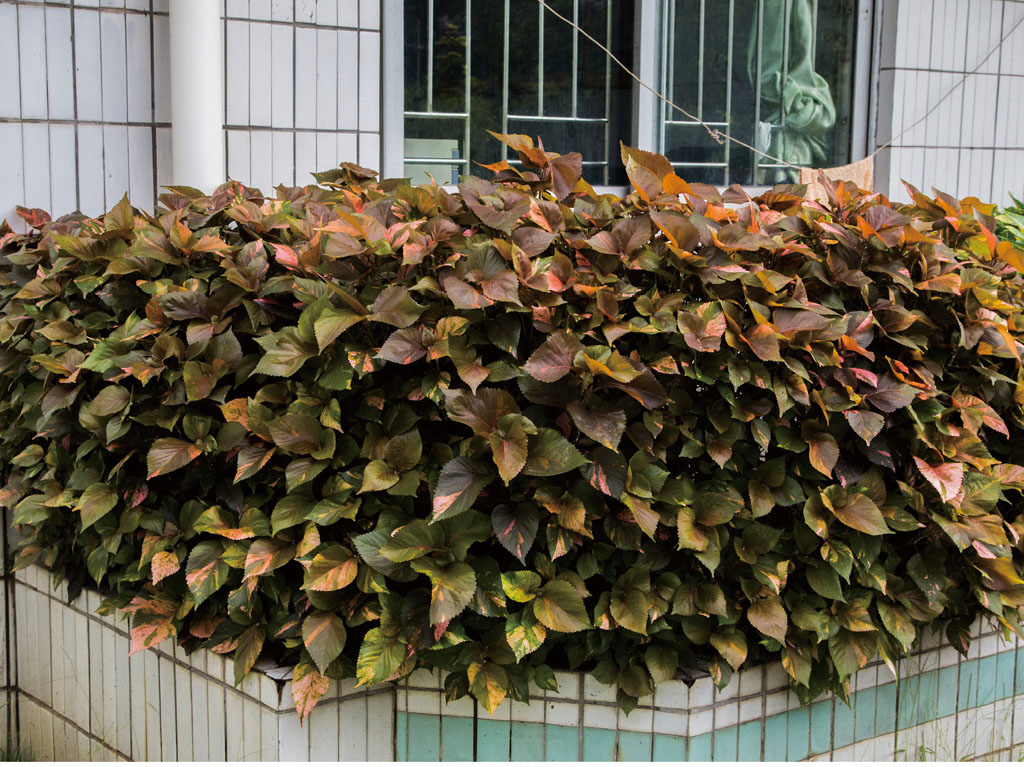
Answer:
(538, 1, 545, 115)
(697, 0, 705, 121)
(426, 0, 434, 113)
(724, 0, 734, 185)
(571, 0, 579, 119)
(754, 0, 764, 184)
(406, 0, 619, 185)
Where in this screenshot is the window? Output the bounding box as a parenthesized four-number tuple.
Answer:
(403, 0, 635, 186)
(399, 0, 859, 188)
(654, 0, 859, 186)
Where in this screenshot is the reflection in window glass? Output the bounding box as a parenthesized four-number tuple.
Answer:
(657, 0, 857, 186)
(403, 0, 635, 186)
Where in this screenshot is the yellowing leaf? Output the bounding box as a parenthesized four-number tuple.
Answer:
(292, 659, 330, 722)
(302, 611, 347, 672)
(820, 486, 889, 536)
(532, 580, 590, 632)
(467, 661, 509, 714)
(146, 438, 201, 479)
(303, 545, 359, 591)
(747, 595, 788, 643)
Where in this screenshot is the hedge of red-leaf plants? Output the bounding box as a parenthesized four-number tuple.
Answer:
(4, 134, 1024, 720)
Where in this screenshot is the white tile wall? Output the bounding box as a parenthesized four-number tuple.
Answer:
(879, 0, 1024, 204)
(1, 0, 382, 219)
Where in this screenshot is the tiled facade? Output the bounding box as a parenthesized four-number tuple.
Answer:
(3, 0, 1024, 221)
(874, 0, 1024, 204)
(7, 565, 393, 761)
(393, 631, 1024, 762)
(0, 0, 382, 223)
(222, 0, 382, 191)
(6, 563, 1024, 761)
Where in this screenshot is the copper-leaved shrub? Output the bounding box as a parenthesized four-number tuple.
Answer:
(4, 134, 1024, 718)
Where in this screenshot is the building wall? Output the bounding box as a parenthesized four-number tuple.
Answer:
(1, 0, 1023, 220)
(874, 0, 1024, 204)
(8, 563, 1024, 761)
(0, 0, 382, 225)
(0, 0, 172, 221)
(222, 0, 382, 192)
(10, 565, 395, 761)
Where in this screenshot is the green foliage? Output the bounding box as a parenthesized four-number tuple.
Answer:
(5, 136, 1024, 720)
(997, 194, 1024, 250)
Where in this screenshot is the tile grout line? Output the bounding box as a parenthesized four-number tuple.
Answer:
(16, 688, 131, 761)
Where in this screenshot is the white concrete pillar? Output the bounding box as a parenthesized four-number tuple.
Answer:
(168, 0, 225, 191)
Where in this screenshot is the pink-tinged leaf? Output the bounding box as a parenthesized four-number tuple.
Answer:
(243, 538, 296, 580)
(302, 611, 347, 672)
(130, 617, 176, 655)
(235, 445, 276, 484)
(743, 324, 782, 362)
(492, 502, 540, 564)
(303, 545, 359, 591)
(805, 431, 839, 477)
(431, 457, 494, 520)
(273, 243, 299, 270)
(150, 550, 180, 585)
(913, 457, 964, 503)
(523, 331, 584, 382)
(16, 206, 51, 229)
(844, 409, 885, 446)
(678, 303, 726, 352)
(127, 596, 178, 655)
(951, 392, 1010, 436)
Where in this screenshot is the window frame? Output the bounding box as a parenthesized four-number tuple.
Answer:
(380, 0, 876, 193)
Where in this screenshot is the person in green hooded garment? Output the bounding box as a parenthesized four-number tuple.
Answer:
(748, 0, 836, 182)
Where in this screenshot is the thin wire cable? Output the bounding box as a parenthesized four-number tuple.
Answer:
(537, 0, 1024, 172)
(872, 11, 1024, 157)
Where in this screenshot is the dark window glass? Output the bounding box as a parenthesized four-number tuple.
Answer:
(658, 0, 858, 186)
(403, 0, 636, 186)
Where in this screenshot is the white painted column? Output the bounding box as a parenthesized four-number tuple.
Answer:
(168, 0, 225, 191)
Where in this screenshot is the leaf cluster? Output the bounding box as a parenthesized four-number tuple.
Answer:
(4, 137, 1024, 718)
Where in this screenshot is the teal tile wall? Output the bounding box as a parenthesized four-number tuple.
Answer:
(652, 733, 686, 762)
(582, 726, 617, 761)
(810, 700, 832, 755)
(620, 731, 653, 761)
(898, 674, 921, 730)
(938, 665, 959, 718)
(396, 712, 407, 761)
(711, 725, 737, 761)
(997, 651, 1016, 701)
(977, 656, 998, 706)
(440, 715, 473, 761)
(959, 658, 979, 711)
(398, 644, 1024, 761)
(545, 724, 578, 761)
(475, 719, 509, 761)
(407, 713, 440, 761)
(764, 714, 787, 760)
(510, 721, 544, 761)
(737, 720, 761, 760)
(875, 683, 897, 734)
(854, 686, 876, 743)
(786, 706, 810, 761)
(916, 672, 938, 725)
(834, 694, 855, 748)
(686, 733, 711, 761)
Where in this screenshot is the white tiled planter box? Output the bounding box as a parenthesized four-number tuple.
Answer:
(7, 565, 392, 761)
(8, 563, 1024, 761)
